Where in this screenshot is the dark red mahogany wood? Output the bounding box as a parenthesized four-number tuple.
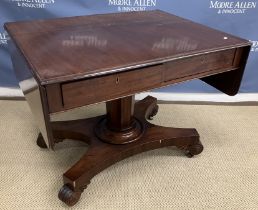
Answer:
(5, 10, 251, 206)
(53, 96, 202, 206)
(95, 96, 144, 144)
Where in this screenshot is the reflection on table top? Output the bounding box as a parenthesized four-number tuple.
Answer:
(5, 10, 250, 84)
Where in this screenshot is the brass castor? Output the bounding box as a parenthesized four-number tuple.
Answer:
(185, 142, 204, 158)
(58, 184, 83, 206)
(147, 104, 159, 120)
(36, 133, 47, 149)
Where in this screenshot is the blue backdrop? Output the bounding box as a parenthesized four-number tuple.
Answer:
(0, 0, 257, 94)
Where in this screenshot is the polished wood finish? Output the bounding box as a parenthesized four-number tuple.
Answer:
(60, 48, 238, 111)
(202, 46, 251, 95)
(5, 10, 251, 114)
(5, 10, 250, 85)
(164, 48, 236, 82)
(61, 65, 163, 110)
(95, 96, 144, 144)
(106, 96, 135, 131)
(5, 10, 251, 206)
(53, 96, 202, 206)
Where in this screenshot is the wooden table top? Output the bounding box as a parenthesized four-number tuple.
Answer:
(5, 10, 249, 85)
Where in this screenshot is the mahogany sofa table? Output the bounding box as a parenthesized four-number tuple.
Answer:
(5, 10, 251, 206)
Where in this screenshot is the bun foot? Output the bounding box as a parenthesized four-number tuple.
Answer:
(36, 133, 48, 148)
(147, 104, 159, 120)
(58, 184, 83, 206)
(185, 142, 204, 158)
(52, 96, 203, 205)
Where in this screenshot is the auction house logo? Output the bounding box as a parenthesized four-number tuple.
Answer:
(11, 0, 55, 9)
(250, 40, 258, 52)
(108, 0, 157, 12)
(209, 1, 257, 14)
(0, 31, 9, 45)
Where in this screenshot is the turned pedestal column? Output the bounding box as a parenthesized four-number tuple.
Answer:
(95, 96, 144, 144)
(36, 96, 204, 206)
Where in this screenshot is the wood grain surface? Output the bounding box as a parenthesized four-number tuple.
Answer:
(4, 10, 250, 85)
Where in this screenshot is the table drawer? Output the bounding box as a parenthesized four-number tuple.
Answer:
(61, 65, 163, 109)
(164, 49, 236, 82)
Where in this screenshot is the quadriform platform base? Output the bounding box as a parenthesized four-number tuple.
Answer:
(37, 96, 203, 206)
(5, 10, 250, 206)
